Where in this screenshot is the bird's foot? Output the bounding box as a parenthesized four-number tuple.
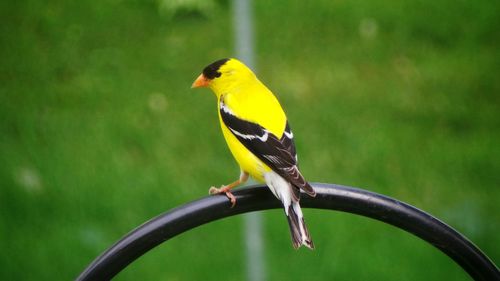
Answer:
(209, 186, 236, 208)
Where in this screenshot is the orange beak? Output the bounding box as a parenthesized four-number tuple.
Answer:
(191, 74, 210, 88)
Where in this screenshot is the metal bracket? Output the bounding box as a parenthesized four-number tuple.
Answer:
(76, 183, 499, 281)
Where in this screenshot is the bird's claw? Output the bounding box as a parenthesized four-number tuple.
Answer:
(209, 186, 237, 208)
(208, 186, 220, 195)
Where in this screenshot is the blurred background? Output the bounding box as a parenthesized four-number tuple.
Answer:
(1, 0, 499, 280)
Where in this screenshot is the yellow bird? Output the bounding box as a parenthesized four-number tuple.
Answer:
(192, 58, 316, 249)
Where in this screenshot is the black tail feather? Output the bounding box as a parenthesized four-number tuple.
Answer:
(286, 204, 314, 249)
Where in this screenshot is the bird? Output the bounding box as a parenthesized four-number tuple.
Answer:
(191, 58, 316, 249)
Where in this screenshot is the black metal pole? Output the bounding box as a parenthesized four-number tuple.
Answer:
(76, 183, 499, 281)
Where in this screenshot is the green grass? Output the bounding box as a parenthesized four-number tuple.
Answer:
(1, 0, 499, 280)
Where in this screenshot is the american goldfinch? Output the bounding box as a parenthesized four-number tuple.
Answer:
(192, 58, 316, 249)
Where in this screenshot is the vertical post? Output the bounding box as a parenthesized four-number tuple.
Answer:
(232, 1, 265, 281)
(233, 0, 255, 69)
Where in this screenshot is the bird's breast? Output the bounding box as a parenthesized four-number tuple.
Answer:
(218, 119, 270, 182)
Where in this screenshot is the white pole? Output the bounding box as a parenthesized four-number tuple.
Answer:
(232, 1, 265, 281)
(233, 0, 255, 69)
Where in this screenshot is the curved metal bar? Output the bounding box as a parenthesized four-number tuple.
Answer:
(76, 183, 499, 281)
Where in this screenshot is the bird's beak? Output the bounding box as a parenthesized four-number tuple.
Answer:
(191, 74, 210, 88)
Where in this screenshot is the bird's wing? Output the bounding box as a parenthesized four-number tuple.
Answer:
(220, 99, 315, 198)
(282, 122, 298, 164)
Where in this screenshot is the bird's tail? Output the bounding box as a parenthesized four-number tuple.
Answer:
(286, 201, 314, 249)
(264, 171, 314, 249)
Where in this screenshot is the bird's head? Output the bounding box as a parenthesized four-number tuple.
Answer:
(191, 58, 256, 96)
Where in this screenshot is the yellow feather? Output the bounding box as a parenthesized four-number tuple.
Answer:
(209, 58, 288, 182)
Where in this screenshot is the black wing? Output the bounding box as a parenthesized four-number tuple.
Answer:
(282, 122, 297, 164)
(219, 99, 315, 198)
